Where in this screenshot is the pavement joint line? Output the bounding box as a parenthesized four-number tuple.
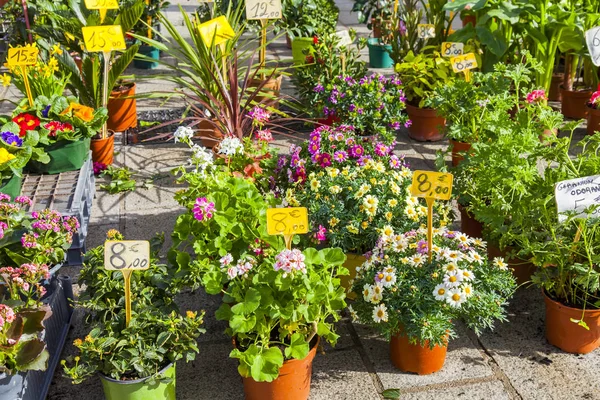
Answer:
(397, 375, 499, 394)
(465, 328, 522, 400)
(344, 319, 387, 399)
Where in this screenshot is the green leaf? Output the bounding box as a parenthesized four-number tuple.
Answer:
(284, 333, 310, 360)
(230, 315, 256, 333)
(475, 26, 507, 57)
(156, 331, 171, 347)
(215, 303, 232, 321)
(231, 287, 261, 315)
(250, 346, 284, 382)
(382, 389, 401, 399)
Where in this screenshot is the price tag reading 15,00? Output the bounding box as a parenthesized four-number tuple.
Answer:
(7, 46, 39, 67)
(82, 25, 126, 52)
(266, 207, 308, 236)
(245, 0, 282, 20)
(411, 171, 453, 201)
(104, 240, 150, 271)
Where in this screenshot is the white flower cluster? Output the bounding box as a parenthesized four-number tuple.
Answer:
(218, 136, 244, 156)
(174, 126, 194, 144)
(189, 144, 214, 173)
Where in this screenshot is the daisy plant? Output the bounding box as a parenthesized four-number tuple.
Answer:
(350, 227, 516, 347)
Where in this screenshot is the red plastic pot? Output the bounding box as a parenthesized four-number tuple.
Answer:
(405, 104, 445, 142)
(449, 139, 472, 166)
(390, 333, 447, 375)
(459, 204, 483, 239)
(587, 105, 600, 135)
(560, 86, 592, 119)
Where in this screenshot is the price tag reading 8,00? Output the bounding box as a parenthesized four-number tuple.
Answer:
(104, 240, 150, 271)
(82, 25, 126, 52)
(441, 42, 464, 57)
(245, 0, 282, 20)
(266, 207, 309, 236)
(417, 24, 435, 39)
(410, 171, 453, 201)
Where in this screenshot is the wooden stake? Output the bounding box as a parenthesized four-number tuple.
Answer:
(123, 269, 133, 326)
(21, 65, 33, 107)
(426, 197, 434, 263)
(101, 51, 111, 139)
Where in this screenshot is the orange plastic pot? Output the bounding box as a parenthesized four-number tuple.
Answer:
(91, 132, 115, 165)
(458, 204, 483, 239)
(242, 337, 319, 400)
(587, 105, 600, 135)
(560, 86, 592, 119)
(107, 82, 137, 132)
(405, 104, 445, 142)
(196, 119, 223, 149)
(487, 244, 535, 285)
(548, 73, 563, 102)
(544, 292, 600, 354)
(449, 139, 472, 167)
(390, 333, 447, 375)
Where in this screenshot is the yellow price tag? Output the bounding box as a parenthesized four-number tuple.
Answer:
(197, 16, 235, 47)
(84, 0, 118, 9)
(411, 171, 453, 201)
(7, 46, 39, 66)
(104, 240, 150, 271)
(441, 42, 464, 57)
(450, 52, 478, 73)
(417, 24, 435, 39)
(82, 25, 126, 52)
(266, 207, 309, 236)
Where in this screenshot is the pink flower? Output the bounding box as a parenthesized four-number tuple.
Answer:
(590, 90, 600, 108)
(349, 145, 364, 158)
(227, 266, 238, 279)
(248, 106, 270, 125)
(318, 153, 332, 168)
(526, 89, 547, 104)
(193, 197, 215, 221)
(0, 304, 16, 328)
(255, 129, 273, 142)
(333, 151, 348, 163)
(274, 249, 306, 274)
(14, 196, 32, 206)
(220, 254, 233, 267)
(315, 225, 327, 242)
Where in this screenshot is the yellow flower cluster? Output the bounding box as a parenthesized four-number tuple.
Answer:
(0, 148, 16, 164)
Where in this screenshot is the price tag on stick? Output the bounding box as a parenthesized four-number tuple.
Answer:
(417, 24, 435, 39)
(84, 0, 118, 22)
(82, 25, 126, 52)
(267, 207, 309, 249)
(411, 171, 454, 262)
(441, 42, 463, 57)
(585, 27, 600, 67)
(197, 16, 235, 47)
(245, 0, 282, 20)
(104, 240, 150, 326)
(7, 46, 39, 107)
(451, 52, 478, 82)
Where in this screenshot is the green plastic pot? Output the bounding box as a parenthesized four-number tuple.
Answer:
(134, 45, 160, 70)
(291, 37, 314, 65)
(0, 170, 22, 199)
(26, 138, 90, 175)
(367, 38, 394, 68)
(100, 363, 176, 400)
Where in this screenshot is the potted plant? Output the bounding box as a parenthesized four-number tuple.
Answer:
(395, 49, 454, 141)
(216, 247, 347, 399)
(15, 95, 107, 174)
(351, 227, 516, 374)
(106, 80, 137, 133)
(351, 0, 393, 39)
(586, 86, 600, 135)
(62, 230, 205, 399)
(122, 0, 169, 69)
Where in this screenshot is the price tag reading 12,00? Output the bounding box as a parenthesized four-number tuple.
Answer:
(410, 171, 453, 200)
(82, 25, 126, 52)
(245, 0, 282, 20)
(104, 240, 150, 270)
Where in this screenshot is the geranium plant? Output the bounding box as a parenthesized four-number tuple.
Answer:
(350, 227, 516, 345)
(588, 87, 600, 110)
(216, 247, 347, 382)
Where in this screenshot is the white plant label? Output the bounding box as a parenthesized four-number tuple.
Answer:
(417, 24, 435, 39)
(335, 30, 353, 48)
(442, 42, 464, 57)
(585, 26, 600, 67)
(245, 0, 282, 20)
(555, 175, 600, 222)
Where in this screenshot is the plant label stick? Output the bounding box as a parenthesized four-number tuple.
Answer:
(410, 171, 453, 262)
(417, 24, 435, 39)
(104, 240, 150, 326)
(266, 207, 309, 250)
(441, 42, 463, 57)
(450, 53, 477, 82)
(585, 27, 600, 67)
(83, 0, 118, 23)
(7, 46, 38, 107)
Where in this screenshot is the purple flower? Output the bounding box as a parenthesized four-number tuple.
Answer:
(93, 162, 107, 175)
(42, 105, 51, 118)
(333, 150, 348, 163)
(318, 153, 332, 167)
(308, 141, 320, 155)
(345, 137, 356, 146)
(315, 225, 327, 242)
(357, 108, 364, 115)
(389, 155, 402, 169)
(334, 132, 345, 141)
(1, 132, 22, 147)
(416, 240, 428, 255)
(248, 106, 270, 124)
(357, 155, 372, 166)
(193, 197, 215, 221)
(14, 196, 32, 206)
(399, 20, 407, 36)
(309, 131, 322, 143)
(349, 104, 356, 112)
(349, 145, 364, 158)
(313, 84, 324, 93)
(404, 120, 412, 128)
(390, 121, 401, 130)
(374, 142, 390, 157)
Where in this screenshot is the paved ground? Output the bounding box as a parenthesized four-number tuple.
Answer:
(1, 0, 599, 398)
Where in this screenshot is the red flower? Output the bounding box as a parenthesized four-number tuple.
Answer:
(12, 113, 40, 137)
(44, 121, 74, 138)
(313, 36, 318, 45)
(305, 55, 315, 63)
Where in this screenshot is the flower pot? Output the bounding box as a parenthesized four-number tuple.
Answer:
(100, 362, 176, 400)
(560, 85, 593, 119)
(26, 138, 91, 174)
(548, 73, 563, 102)
(461, 15, 476, 27)
(317, 114, 340, 126)
(587, 105, 600, 135)
(449, 139, 471, 167)
(248, 75, 283, 109)
(134, 45, 160, 70)
(544, 292, 600, 354)
(458, 204, 483, 239)
(91, 132, 115, 165)
(405, 104, 445, 142)
(371, 18, 392, 39)
(0, 171, 22, 198)
(487, 244, 535, 285)
(291, 37, 314, 65)
(539, 128, 557, 145)
(242, 337, 319, 400)
(196, 119, 223, 149)
(367, 38, 393, 68)
(390, 333, 447, 375)
(107, 82, 137, 132)
(340, 253, 366, 300)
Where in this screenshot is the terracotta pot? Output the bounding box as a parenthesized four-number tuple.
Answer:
(107, 82, 137, 132)
(544, 291, 600, 354)
(340, 253, 366, 300)
(248, 75, 283, 109)
(458, 204, 483, 239)
(548, 73, 563, 102)
(461, 15, 476, 27)
(405, 104, 445, 142)
(449, 139, 472, 167)
(390, 333, 447, 375)
(560, 85, 593, 119)
(317, 114, 340, 126)
(587, 105, 600, 135)
(539, 128, 557, 145)
(196, 119, 223, 149)
(487, 244, 535, 285)
(242, 337, 319, 400)
(91, 132, 115, 165)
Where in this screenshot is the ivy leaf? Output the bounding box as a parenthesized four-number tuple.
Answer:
(284, 333, 310, 360)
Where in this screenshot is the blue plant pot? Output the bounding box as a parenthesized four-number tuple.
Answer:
(367, 38, 394, 68)
(134, 45, 160, 70)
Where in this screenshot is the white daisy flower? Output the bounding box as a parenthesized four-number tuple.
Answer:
(461, 269, 475, 281)
(493, 257, 508, 270)
(473, 238, 486, 248)
(462, 283, 474, 297)
(468, 251, 484, 265)
(369, 292, 383, 304)
(362, 284, 373, 301)
(445, 263, 458, 273)
(372, 303, 389, 323)
(431, 244, 442, 254)
(348, 305, 358, 321)
(444, 250, 463, 262)
(456, 233, 471, 245)
(383, 266, 395, 274)
(409, 254, 425, 267)
(433, 283, 448, 301)
(372, 283, 384, 297)
(381, 272, 397, 288)
(446, 288, 466, 307)
(443, 270, 464, 288)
